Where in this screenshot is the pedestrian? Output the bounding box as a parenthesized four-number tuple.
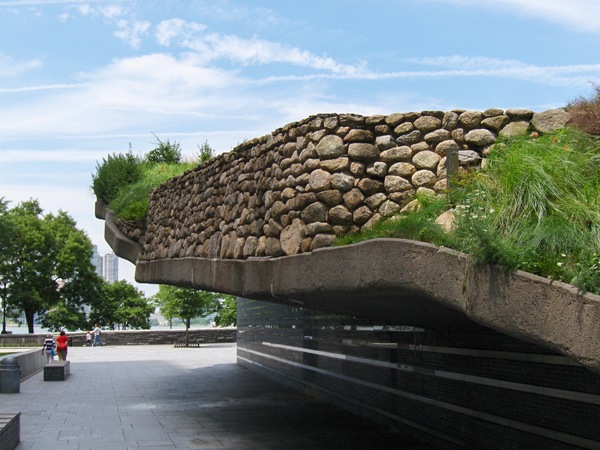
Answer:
(56, 329, 69, 361)
(42, 334, 55, 364)
(84, 331, 92, 346)
(92, 323, 104, 347)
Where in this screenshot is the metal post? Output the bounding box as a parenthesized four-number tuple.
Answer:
(1, 279, 7, 335)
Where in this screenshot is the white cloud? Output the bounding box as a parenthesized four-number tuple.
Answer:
(0, 53, 42, 77)
(154, 18, 367, 76)
(155, 18, 206, 46)
(114, 19, 150, 49)
(433, 0, 600, 33)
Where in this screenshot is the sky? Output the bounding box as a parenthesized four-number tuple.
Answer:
(1, 0, 600, 297)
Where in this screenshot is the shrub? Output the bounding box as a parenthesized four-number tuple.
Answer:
(92, 153, 142, 204)
(567, 83, 600, 136)
(145, 134, 182, 164)
(197, 140, 214, 163)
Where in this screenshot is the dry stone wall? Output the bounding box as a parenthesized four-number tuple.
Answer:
(139, 108, 569, 261)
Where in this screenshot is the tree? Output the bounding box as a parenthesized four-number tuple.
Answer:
(153, 285, 220, 346)
(197, 140, 214, 162)
(214, 295, 237, 327)
(1, 199, 102, 333)
(91, 280, 153, 330)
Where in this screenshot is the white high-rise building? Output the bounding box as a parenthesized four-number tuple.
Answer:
(103, 252, 119, 284)
(91, 245, 103, 279)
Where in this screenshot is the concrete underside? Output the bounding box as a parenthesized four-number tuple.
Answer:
(103, 210, 600, 374)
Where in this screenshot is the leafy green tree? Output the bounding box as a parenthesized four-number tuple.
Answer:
(214, 295, 237, 327)
(146, 134, 182, 164)
(197, 140, 214, 162)
(153, 285, 220, 345)
(1, 199, 101, 333)
(91, 280, 153, 330)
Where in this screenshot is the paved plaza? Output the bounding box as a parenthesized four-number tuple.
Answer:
(2, 344, 429, 449)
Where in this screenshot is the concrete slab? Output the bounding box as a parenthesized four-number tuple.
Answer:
(2, 344, 429, 449)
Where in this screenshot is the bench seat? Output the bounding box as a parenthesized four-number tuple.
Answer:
(44, 361, 70, 381)
(0, 413, 20, 450)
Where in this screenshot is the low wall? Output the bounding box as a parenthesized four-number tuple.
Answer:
(0, 328, 237, 348)
(0, 349, 46, 381)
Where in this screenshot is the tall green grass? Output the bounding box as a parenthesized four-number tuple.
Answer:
(337, 128, 600, 295)
(109, 162, 197, 221)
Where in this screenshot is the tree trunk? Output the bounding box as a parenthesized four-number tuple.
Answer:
(185, 319, 190, 347)
(25, 309, 35, 334)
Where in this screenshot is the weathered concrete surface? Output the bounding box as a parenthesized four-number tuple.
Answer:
(101, 208, 600, 374)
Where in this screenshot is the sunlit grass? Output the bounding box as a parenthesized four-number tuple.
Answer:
(336, 128, 600, 294)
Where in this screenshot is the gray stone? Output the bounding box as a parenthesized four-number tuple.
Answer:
(384, 175, 412, 192)
(458, 111, 483, 128)
(458, 150, 482, 164)
(316, 134, 345, 159)
(412, 150, 441, 170)
(243, 236, 258, 258)
(385, 113, 405, 126)
(375, 135, 396, 150)
(366, 161, 388, 178)
(435, 139, 461, 157)
(465, 129, 496, 147)
(344, 129, 374, 142)
(506, 109, 534, 120)
(396, 130, 422, 145)
(411, 170, 436, 187)
(265, 237, 284, 257)
(348, 143, 380, 162)
(299, 198, 328, 222)
(380, 146, 412, 163)
(389, 162, 416, 177)
(424, 129, 451, 144)
(343, 188, 365, 209)
(435, 209, 456, 232)
(310, 234, 336, 250)
(352, 206, 373, 225)
(331, 172, 355, 192)
(357, 178, 384, 196)
(308, 169, 332, 192)
(379, 200, 401, 217)
(317, 190, 343, 206)
(531, 109, 570, 133)
(364, 193, 387, 210)
(328, 205, 353, 225)
(414, 115, 442, 133)
(320, 157, 350, 172)
(499, 121, 530, 138)
(394, 122, 414, 135)
(481, 115, 509, 131)
(442, 111, 459, 130)
(280, 219, 307, 256)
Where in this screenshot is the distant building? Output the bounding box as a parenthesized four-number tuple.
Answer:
(91, 245, 103, 279)
(103, 252, 119, 283)
(91, 246, 119, 283)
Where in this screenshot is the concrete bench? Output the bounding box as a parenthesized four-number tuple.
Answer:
(0, 413, 20, 450)
(44, 361, 70, 381)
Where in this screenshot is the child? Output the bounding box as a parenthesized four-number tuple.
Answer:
(42, 334, 55, 363)
(85, 331, 92, 346)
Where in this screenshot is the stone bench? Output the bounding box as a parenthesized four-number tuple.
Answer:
(0, 413, 20, 450)
(44, 361, 70, 381)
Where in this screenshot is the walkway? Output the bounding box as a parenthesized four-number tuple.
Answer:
(2, 344, 429, 449)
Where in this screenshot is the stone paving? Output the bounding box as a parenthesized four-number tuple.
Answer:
(1, 344, 429, 449)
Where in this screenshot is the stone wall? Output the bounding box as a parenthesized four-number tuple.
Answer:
(137, 108, 569, 262)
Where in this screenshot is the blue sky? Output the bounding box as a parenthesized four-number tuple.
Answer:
(1, 0, 600, 296)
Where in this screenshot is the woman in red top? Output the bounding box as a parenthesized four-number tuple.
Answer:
(56, 329, 69, 361)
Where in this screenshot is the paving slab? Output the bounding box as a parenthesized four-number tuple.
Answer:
(1, 344, 429, 449)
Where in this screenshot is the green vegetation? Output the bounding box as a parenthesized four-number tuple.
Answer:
(336, 128, 600, 295)
(92, 137, 214, 222)
(90, 280, 154, 330)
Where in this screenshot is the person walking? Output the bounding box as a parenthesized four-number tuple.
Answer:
(84, 331, 92, 346)
(92, 323, 104, 347)
(42, 334, 56, 363)
(55, 329, 69, 361)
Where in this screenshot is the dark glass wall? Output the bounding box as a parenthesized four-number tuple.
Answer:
(237, 297, 600, 449)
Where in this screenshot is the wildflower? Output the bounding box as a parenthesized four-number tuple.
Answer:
(557, 262, 564, 267)
(531, 132, 539, 138)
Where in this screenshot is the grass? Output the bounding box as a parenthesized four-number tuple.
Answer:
(108, 162, 197, 221)
(337, 128, 600, 295)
